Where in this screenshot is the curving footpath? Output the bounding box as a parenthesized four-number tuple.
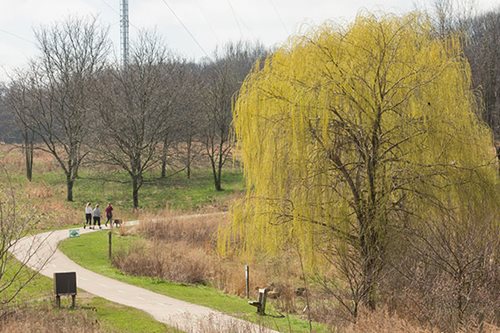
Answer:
(10, 225, 278, 333)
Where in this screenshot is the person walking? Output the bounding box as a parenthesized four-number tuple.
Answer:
(93, 204, 101, 229)
(105, 202, 113, 227)
(84, 202, 92, 229)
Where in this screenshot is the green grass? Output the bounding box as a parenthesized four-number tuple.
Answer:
(1, 259, 177, 332)
(60, 231, 329, 333)
(89, 297, 179, 333)
(25, 167, 244, 212)
(1, 259, 53, 304)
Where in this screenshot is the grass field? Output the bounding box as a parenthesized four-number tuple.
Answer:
(8, 167, 244, 212)
(0, 145, 243, 214)
(0, 158, 245, 230)
(2, 147, 326, 332)
(60, 231, 329, 333)
(1, 259, 177, 333)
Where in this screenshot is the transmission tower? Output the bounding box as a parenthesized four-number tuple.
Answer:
(120, 0, 129, 67)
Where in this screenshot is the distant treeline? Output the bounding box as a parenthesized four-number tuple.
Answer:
(0, 3, 498, 207)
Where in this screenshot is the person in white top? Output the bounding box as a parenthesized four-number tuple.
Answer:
(84, 202, 92, 229)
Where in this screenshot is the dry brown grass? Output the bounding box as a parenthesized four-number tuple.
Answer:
(113, 214, 272, 294)
(113, 212, 311, 320)
(0, 304, 101, 333)
(172, 312, 270, 333)
(341, 307, 440, 333)
(0, 144, 82, 229)
(113, 240, 213, 284)
(137, 213, 221, 247)
(0, 143, 59, 174)
(341, 307, 500, 333)
(119, 214, 500, 333)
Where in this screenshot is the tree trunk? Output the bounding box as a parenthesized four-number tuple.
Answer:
(210, 158, 222, 191)
(161, 158, 167, 178)
(24, 140, 33, 182)
(74, 145, 80, 178)
(26, 145, 33, 182)
(66, 176, 74, 202)
(360, 222, 378, 310)
(132, 176, 140, 209)
(214, 135, 225, 191)
(362, 255, 377, 310)
(22, 129, 34, 182)
(186, 138, 192, 179)
(161, 136, 168, 178)
(215, 177, 222, 191)
(216, 163, 223, 191)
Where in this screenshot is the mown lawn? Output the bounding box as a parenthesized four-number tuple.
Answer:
(1, 259, 177, 332)
(60, 231, 329, 333)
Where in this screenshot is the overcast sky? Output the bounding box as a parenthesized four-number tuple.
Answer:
(0, 0, 498, 81)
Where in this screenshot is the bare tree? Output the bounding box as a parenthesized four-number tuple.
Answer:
(158, 57, 187, 179)
(174, 63, 205, 179)
(0, 172, 51, 314)
(201, 41, 266, 191)
(5, 77, 36, 181)
(93, 33, 175, 208)
(431, 0, 476, 37)
(428, 1, 500, 139)
(383, 204, 499, 332)
(0, 84, 20, 144)
(466, 10, 500, 139)
(14, 17, 110, 200)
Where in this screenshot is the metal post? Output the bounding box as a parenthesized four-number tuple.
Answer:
(120, 0, 129, 67)
(245, 264, 250, 299)
(56, 295, 61, 308)
(71, 295, 76, 308)
(108, 231, 112, 260)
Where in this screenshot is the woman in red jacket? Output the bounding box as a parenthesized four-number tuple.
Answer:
(105, 203, 113, 227)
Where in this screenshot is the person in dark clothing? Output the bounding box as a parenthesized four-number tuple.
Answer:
(93, 204, 101, 229)
(84, 202, 92, 229)
(105, 203, 113, 227)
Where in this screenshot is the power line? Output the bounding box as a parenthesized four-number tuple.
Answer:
(99, 0, 118, 14)
(158, 0, 211, 59)
(0, 29, 34, 78)
(268, 0, 289, 35)
(193, 0, 220, 44)
(226, 0, 243, 39)
(227, 1, 257, 40)
(0, 28, 36, 45)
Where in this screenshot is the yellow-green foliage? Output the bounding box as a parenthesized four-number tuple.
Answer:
(221, 13, 498, 268)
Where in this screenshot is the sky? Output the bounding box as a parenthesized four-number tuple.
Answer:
(0, 0, 498, 81)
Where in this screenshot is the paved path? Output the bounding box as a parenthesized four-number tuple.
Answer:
(10, 223, 277, 333)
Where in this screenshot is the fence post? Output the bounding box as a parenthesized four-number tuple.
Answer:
(245, 264, 250, 299)
(108, 231, 112, 260)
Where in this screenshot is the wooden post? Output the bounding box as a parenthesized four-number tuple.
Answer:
(55, 295, 61, 308)
(108, 231, 112, 260)
(71, 294, 76, 308)
(245, 264, 250, 299)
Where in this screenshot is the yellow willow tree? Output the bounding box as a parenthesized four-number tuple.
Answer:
(222, 13, 498, 312)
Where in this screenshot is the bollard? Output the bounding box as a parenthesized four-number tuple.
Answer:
(245, 264, 250, 299)
(108, 231, 112, 260)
